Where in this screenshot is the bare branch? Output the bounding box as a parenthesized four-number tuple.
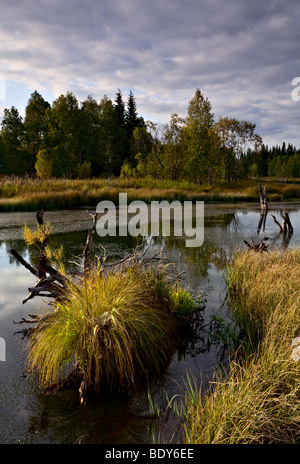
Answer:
(10, 249, 38, 277)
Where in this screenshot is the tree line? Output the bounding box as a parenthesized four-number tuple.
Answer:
(0, 88, 299, 182)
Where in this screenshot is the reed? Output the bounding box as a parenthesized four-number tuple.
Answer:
(1, 176, 300, 211)
(182, 249, 300, 444)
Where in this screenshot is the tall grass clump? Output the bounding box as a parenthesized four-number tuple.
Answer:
(181, 249, 300, 444)
(27, 263, 199, 396)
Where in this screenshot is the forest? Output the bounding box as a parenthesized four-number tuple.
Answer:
(0, 88, 299, 183)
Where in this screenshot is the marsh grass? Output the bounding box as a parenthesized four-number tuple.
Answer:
(1, 176, 300, 211)
(181, 249, 300, 444)
(27, 262, 200, 395)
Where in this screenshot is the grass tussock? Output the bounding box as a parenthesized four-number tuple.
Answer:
(27, 263, 199, 395)
(182, 249, 300, 444)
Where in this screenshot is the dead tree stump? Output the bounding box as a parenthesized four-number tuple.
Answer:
(271, 211, 293, 235)
(258, 183, 268, 212)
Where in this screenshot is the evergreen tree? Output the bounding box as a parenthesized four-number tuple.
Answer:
(254, 144, 269, 177)
(124, 90, 145, 162)
(100, 95, 125, 176)
(125, 90, 138, 135)
(1, 106, 29, 175)
(114, 89, 126, 127)
(113, 89, 130, 167)
(287, 143, 296, 156)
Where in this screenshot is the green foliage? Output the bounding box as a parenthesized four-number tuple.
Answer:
(169, 285, 201, 318)
(35, 148, 53, 178)
(23, 91, 50, 172)
(183, 89, 214, 183)
(268, 153, 300, 178)
(75, 161, 92, 179)
(1, 87, 299, 182)
(0, 106, 30, 175)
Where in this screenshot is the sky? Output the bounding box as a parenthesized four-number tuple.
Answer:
(0, 0, 300, 148)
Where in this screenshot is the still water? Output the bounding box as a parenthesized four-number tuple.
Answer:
(0, 202, 300, 444)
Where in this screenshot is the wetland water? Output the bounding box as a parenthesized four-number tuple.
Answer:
(0, 202, 300, 444)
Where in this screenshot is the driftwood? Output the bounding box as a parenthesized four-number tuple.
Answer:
(244, 237, 268, 252)
(271, 211, 293, 235)
(11, 210, 164, 307)
(10, 209, 68, 304)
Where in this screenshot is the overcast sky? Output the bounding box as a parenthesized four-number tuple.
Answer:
(0, 0, 300, 147)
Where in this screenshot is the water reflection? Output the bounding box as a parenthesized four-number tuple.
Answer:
(257, 208, 295, 249)
(0, 203, 300, 444)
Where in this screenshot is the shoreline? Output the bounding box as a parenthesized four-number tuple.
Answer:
(1, 176, 300, 212)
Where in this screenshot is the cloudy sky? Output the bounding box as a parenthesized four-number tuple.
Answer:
(0, 0, 300, 147)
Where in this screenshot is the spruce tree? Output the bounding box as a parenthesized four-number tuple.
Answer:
(114, 89, 126, 127)
(125, 90, 138, 136)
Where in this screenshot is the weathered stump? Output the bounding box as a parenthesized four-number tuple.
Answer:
(271, 211, 293, 235)
(258, 183, 268, 212)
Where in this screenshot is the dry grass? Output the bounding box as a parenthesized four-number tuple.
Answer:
(182, 249, 300, 444)
(1, 176, 300, 211)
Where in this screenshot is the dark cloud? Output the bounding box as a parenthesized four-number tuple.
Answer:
(0, 0, 299, 146)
